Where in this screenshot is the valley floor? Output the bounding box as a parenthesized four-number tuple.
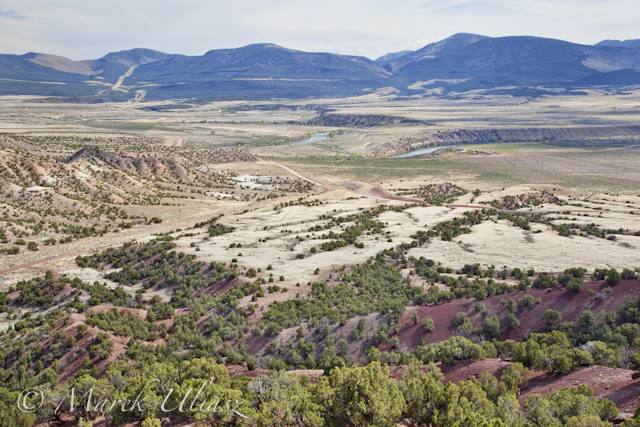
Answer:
(2, 94, 640, 426)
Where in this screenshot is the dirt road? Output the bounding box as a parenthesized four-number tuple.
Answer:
(269, 161, 337, 191)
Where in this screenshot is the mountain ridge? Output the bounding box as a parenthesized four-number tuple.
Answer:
(3, 33, 640, 101)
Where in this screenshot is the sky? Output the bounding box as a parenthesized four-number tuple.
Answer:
(0, 0, 638, 61)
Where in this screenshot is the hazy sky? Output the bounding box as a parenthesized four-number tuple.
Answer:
(0, 0, 638, 60)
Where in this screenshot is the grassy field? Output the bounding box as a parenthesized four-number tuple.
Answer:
(282, 146, 640, 193)
(82, 121, 158, 131)
(281, 157, 534, 190)
(456, 141, 640, 155)
(184, 133, 297, 149)
(452, 142, 584, 154)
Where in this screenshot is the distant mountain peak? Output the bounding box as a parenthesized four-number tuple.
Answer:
(204, 43, 288, 55)
(246, 43, 285, 49)
(380, 33, 489, 72)
(596, 39, 640, 48)
(98, 48, 169, 67)
(446, 32, 488, 39)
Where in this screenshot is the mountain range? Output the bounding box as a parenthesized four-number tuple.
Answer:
(1, 34, 640, 101)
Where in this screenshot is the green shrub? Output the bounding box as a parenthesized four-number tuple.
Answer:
(422, 316, 434, 332)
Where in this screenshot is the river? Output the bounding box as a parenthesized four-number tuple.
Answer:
(291, 133, 330, 146)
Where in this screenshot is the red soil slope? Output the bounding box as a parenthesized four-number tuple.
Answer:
(395, 279, 640, 349)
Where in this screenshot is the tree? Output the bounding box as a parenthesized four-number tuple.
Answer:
(525, 385, 618, 426)
(422, 316, 435, 332)
(507, 313, 520, 330)
(620, 323, 640, 344)
(606, 268, 622, 286)
(622, 415, 640, 426)
(400, 366, 447, 426)
(0, 391, 36, 427)
(249, 371, 322, 427)
(400, 365, 498, 427)
(483, 315, 501, 339)
(496, 394, 527, 426)
(454, 312, 469, 327)
(499, 362, 529, 395)
(518, 295, 534, 308)
(77, 324, 88, 337)
(525, 385, 617, 425)
(543, 309, 562, 331)
(559, 268, 586, 293)
(316, 362, 405, 427)
(388, 336, 400, 348)
(566, 414, 612, 427)
(457, 321, 474, 337)
(566, 279, 584, 293)
(554, 354, 574, 375)
(437, 336, 487, 365)
(140, 419, 161, 427)
(82, 357, 92, 369)
(410, 311, 419, 325)
(352, 318, 366, 339)
(577, 309, 597, 333)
